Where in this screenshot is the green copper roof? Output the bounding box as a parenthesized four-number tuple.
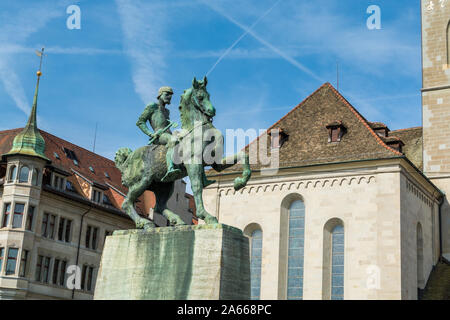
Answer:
(3, 72, 49, 161)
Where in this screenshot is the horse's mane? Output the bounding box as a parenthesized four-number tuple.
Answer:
(179, 87, 193, 129)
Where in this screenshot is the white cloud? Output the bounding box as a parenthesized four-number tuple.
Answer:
(199, 0, 324, 83)
(0, 2, 67, 116)
(115, 0, 170, 103)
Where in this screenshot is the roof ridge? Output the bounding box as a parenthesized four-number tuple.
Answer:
(390, 126, 422, 133)
(326, 83, 403, 157)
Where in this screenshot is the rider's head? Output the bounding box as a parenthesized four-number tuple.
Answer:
(158, 86, 173, 105)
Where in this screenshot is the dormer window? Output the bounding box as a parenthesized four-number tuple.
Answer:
(52, 173, 66, 191)
(270, 128, 289, 149)
(92, 188, 103, 204)
(326, 121, 347, 143)
(63, 147, 78, 165)
(385, 136, 404, 153)
(369, 122, 390, 138)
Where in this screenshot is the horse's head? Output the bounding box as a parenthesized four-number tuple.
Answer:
(180, 77, 216, 129)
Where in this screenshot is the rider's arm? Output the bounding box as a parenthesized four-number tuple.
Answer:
(136, 104, 155, 137)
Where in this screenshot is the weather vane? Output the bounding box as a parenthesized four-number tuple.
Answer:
(35, 47, 45, 77)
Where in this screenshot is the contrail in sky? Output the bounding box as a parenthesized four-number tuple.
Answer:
(201, 0, 324, 83)
(206, 0, 283, 76)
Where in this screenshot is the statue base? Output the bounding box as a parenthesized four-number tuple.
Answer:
(93, 224, 250, 300)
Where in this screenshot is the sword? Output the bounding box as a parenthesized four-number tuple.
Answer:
(148, 120, 178, 145)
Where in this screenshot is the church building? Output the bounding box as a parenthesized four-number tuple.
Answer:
(203, 1, 450, 300)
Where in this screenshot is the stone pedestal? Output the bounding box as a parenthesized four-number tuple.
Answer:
(94, 224, 250, 300)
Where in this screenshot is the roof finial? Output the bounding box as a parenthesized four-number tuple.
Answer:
(2, 48, 49, 161)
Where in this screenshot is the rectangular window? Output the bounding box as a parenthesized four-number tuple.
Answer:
(5, 248, 18, 275)
(12, 203, 25, 228)
(92, 189, 102, 203)
(92, 227, 98, 250)
(42, 256, 51, 283)
(65, 220, 72, 243)
(0, 248, 4, 272)
(48, 215, 56, 239)
(59, 260, 67, 286)
(2, 203, 11, 228)
(81, 265, 87, 290)
(25, 206, 35, 231)
(52, 259, 60, 285)
(53, 175, 64, 190)
(58, 218, 65, 241)
(19, 250, 28, 277)
(57, 218, 72, 243)
(87, 266, 94, 291)
(35, 255, 43, 281)
(41, 213, 48, 237)
(85, 226, 91, 248)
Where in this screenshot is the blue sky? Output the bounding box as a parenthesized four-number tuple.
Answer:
(0, 0, 423, 163)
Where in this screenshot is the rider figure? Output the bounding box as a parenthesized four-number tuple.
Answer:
(137, 86, 181, 182)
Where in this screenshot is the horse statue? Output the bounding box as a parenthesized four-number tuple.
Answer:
(115, 77, 252, 229)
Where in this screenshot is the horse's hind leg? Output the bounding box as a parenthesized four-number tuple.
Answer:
(154, 182, 186, 226)
(186, 164, 218, 224)
(122, 177, 155, 229)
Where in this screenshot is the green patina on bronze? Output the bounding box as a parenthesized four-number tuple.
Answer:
(115, 77, 252, 229)
(3, 70, 49, 162)
(94, 224, 250, 300)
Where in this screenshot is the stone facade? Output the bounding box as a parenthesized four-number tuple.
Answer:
(204, 158, 440, 300)
(0, 155, 135, 299)
(421, 0, 450, 260)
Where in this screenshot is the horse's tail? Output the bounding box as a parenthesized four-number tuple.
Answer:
(114, 147, 133, 173)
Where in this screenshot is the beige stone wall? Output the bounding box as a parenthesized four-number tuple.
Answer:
(204, 162, 439, 300)
(421, 0, 450, 258)
(399, 171, 437, 300)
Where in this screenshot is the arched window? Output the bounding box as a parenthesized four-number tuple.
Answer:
(250, 229, 262, 300)
(8, 165, 17, 182)
(31, 169, 39, 186)
(244, 224, 263, 300)
(19, 166, 29, 183)
(331, 224, 344, 300)
(417, 223, 424, 290)
(322, 218, 345, 300)
(447, 21, 450, 66)
(287, 200, 305, 300)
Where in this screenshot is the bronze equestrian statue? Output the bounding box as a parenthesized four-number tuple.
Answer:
(115, 77, 251, 229)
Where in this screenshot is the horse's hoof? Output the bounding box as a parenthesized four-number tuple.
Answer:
(233, 178, 246, 191)
(136, 219, 155, 230)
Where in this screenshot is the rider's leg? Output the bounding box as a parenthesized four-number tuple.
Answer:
(161, 134, 181, 182)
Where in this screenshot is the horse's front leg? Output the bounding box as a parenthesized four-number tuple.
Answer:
(212, 151, 251, 191)
(186, 163, 218, 224)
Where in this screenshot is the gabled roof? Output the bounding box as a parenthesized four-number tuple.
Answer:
(209, 82, 413, 175)
(0, 128, 151, 217)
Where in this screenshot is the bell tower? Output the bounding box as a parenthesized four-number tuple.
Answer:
(421, 0, 450, 259)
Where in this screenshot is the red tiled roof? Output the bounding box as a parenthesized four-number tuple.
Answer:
(0, 128, 153, 217)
